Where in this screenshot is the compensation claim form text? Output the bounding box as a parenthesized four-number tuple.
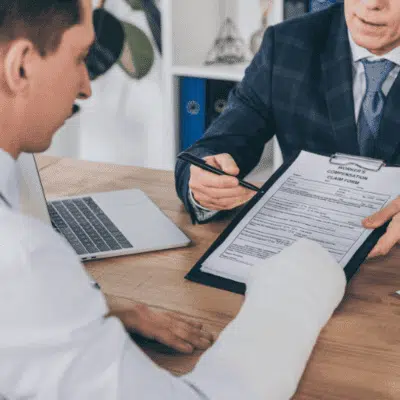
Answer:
(201, 151, 400, 283)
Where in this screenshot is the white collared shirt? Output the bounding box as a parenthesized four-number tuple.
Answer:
(1, 148, 221, 399)
(348, 31, 400, 122)
(0, 150, 19, 209)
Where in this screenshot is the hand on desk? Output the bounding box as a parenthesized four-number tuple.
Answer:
(363, 196, 400, 258)
(189, 153, 256, 210)
(110, 303, 213, 354)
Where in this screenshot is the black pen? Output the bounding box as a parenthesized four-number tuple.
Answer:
(178, 152, 260, 192)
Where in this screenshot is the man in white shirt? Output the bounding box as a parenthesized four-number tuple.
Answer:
(176, 0, 400, 259)
(0, 0, 213, 356)
(0, 1, 346, 399)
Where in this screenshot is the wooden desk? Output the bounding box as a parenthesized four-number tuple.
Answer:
(37, 155, 400, 400)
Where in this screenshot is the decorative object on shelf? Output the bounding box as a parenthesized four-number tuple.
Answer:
(125, 0, 142, 10)
(85, 0, 125, 81)
(86, 0, 162, 80)
(250, 0, 273, 55)
(117, 20, 154, 79)
(125, 0, 162, 54)
(204, 0, 247, 65)
(205, 18, 247, 65)
(119, 0, 162, 79)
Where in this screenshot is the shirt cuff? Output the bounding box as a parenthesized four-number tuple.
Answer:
(188, 189, 218, 222)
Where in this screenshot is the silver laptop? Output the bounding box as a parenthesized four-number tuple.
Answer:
(17, 153, 191, 261)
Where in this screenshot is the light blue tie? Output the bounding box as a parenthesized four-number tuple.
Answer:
(358, 59, 395, 157)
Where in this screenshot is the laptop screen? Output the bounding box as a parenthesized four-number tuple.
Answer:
(17, 153, 51, 225)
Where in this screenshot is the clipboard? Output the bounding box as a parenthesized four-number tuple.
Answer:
(185, 151, 390, 295)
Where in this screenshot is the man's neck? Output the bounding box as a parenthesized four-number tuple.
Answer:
(348, 31, 400, 66)
(0, 101, 23, 160)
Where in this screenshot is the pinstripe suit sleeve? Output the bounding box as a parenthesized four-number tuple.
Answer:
(175, 27, 276, 222)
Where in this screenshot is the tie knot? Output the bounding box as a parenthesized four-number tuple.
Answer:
(361, 59, 395, 93)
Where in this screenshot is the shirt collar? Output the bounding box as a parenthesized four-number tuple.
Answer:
(348, 30, 400, 66)
(0, 148, 19, 209)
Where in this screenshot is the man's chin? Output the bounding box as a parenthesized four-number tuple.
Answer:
(22, 142, 52, 155)
(351, 33, 388, 55)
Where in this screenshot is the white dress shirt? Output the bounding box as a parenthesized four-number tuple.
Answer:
(190, 35, 400, 219)
(348, 32, 400, 122)
(0, 148, 346, 399)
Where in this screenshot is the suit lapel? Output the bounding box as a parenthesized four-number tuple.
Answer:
(320, 9, 359, 155)
(376, 72, 400, 163)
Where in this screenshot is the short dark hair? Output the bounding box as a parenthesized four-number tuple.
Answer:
(0, 0, 82, 56)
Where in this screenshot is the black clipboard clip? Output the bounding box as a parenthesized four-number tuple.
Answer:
(329, 153, 385, 172)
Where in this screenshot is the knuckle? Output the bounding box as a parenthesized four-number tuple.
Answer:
(220, 153, 232, 160)
(185, 331, 198, 341)
(379, 248, 389, 256)
(182, 332, 192, 341)
(219, 200, 232, 209)
(221, 179, 236, 188)
(188, 181, 198, 191)
(202, 191, 214, 200)
(175, 327, 188, 339)
(190, 165, 203, 177)
(239, 187, 249, 196)
(134, 303, 149, 315)
(194, 194, 207, 203)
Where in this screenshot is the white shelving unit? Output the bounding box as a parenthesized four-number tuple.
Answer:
(171, 63, 248, 82)
(159, 0, 284, 177)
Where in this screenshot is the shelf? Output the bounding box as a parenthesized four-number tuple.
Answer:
(171, 63, 249, 82)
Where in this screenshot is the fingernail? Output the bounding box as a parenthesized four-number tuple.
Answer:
(200, 338, 211, 346)
(183, 344, 194, 353)
(370, 249, 379, 257)
(196, 339, 211, 350)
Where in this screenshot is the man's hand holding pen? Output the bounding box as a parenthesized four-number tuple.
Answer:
(188, 153, 259, 211)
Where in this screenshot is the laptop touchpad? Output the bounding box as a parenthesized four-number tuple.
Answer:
(92, 189, 189, 251)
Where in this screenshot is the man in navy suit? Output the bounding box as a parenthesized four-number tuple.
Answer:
(175, 0, 400, 258)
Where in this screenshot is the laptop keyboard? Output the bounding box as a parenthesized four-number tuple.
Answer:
(48, 197, 133, 256)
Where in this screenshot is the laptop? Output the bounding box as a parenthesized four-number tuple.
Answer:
(17, 153, 191, 261)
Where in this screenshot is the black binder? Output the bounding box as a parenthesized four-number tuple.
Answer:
(205, 79, 236, 129)
(185, 151, 391, 295)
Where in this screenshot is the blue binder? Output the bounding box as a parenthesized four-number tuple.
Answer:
(180, 77, 206, 152)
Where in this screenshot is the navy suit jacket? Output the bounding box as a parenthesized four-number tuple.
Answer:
(175, 4, 400, 222)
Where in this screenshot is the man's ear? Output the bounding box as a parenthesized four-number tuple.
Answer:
(3, 40, 36, 95)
